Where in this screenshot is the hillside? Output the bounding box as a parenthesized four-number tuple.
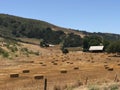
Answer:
(0, 14, 83, 37)
(0, 14, 120, 44)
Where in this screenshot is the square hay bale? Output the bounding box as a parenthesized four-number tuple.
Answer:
(104, 65, 109, 69)
(74, 67, 79, 70)
(10, 74, 19, 78)
(104, 62, 107, 63)
(60, 70, 67, 74)
(91, 61, 95, 63)
(70, 62, 73, 64)
(39, 62, 43, 64)
(34, 75, 44, 80)
(104, 65, 108, 67)
(22, 70, 30, 73)
(42, 64, 46, 66)
(66, 62, 70, 64)
(62, 60, 65, 62)
(51, 61, 55, 63)
(87, 60, 90, 62)
(25, 61, 34, 63)
(107, 68, 113, 71)
(53, 63, 58, 65)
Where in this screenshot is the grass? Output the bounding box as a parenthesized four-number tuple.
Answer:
(0, 47, 9, 58)
(88, 85, 100, 90)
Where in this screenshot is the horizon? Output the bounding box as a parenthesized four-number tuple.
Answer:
(0, 0, 120, 34)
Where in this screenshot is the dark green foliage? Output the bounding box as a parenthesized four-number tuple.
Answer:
(62, 33, 83, 48)
(0, 14, 65, 45)
(107, 41, 120, 53)
(103, 40, 110, 51)
(8, 46, 18, 52)
(40, 39, 49, 47)
(88, 32, 120, 41)
(62, 48, 69, 54)
(83, 35, 102, 51)
(0, 47, 9, 58)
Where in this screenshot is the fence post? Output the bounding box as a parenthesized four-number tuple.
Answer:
(44, 78, 47, 90)
(85, 77, 88, 85)
(114, 74, 117, 82)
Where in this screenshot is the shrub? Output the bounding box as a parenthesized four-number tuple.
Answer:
(109, 84, 119, 90)
(0, 47, 9, 58)
(3, 52, 9, 58)
(62, 48, 69, 54)
(88, 85, 100, 90)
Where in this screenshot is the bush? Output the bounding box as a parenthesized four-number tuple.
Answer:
(0, 47, 9, 58)
(62, 48, 69, 54)
(107, 41, 120, 53)
(88, 85, 100, 90)
(109, 84, 119, 90)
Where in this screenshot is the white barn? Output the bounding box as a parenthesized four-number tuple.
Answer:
(89, 46, 104, 52)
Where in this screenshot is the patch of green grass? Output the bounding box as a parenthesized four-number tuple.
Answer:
(0, 47, 9, 58)
(109, 84, 119, 90)
(88, 85, 100, 90)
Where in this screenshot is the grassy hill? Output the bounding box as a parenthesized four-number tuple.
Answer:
(0, 14, 83, 37)
(0, 13, 120, 44)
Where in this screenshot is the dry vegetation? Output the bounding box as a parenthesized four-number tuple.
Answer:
(0, 42, 120, 90)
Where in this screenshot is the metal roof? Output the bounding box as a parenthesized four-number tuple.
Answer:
(89, 46, 104, 51)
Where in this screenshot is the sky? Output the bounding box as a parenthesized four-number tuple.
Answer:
(0, 0, 120, 34)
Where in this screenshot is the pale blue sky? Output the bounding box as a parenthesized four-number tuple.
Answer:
(0, 0, 120, 34)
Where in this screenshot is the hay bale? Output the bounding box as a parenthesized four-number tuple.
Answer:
(10, 74, 19, 78)
(34, 75, 44, 80)
(23, 61, 34, 63)
(62, 60, 66, 62)
(22, 70, 30, 73)
(39, 62, 43, 64)
(91, 61, 95, 63)
(66, 62, 70, 64)
(108, 68, 113, 71)
(51, 61, 55, 63)
(70, 62, 73, 64)
(53, 63, 58, 65)
(74, 67, 79, 70)
(42, 64, 46, 66)
(104, 65, 109, 69)
(105, 66, 109, 69)
(87, 60, 90, 62)
(104, 65, 108, 67)
(60, 70, 67, 74)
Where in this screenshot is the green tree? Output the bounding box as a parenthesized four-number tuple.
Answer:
(62, 48, 69, 54)
(83, 35, 102, 51)
(62, 33, 83, 48)
(107, 41, 120, 53)
(103, 39, 110, 51)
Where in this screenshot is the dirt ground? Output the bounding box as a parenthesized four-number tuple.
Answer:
(0, 43, 120, 90)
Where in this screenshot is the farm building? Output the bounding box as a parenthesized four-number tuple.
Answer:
(89, 46, 104, 52)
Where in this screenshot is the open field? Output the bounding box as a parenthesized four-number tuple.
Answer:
(0, 43, 120, 90)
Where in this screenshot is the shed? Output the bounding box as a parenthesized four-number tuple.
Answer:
(89, 46, 104, 52)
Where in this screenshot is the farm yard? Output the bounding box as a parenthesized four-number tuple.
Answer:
(0, 43, 120, 90)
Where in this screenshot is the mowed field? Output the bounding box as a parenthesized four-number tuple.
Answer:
(0, 43, 120, 90)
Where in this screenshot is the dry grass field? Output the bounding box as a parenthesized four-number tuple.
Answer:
(0, 43, 120, 90)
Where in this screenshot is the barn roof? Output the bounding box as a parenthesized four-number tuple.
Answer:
(89, 46, 104, 51)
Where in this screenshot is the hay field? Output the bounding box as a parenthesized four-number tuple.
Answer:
(0, 43, 120, 90)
